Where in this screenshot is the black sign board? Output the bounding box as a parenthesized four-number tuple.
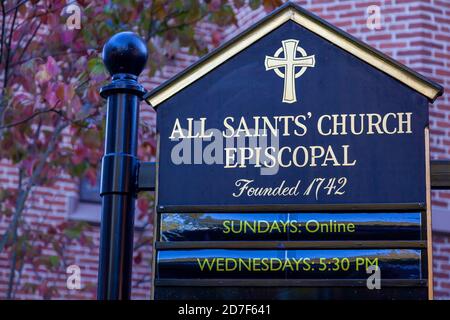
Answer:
(146, 3, 443, 300)
(160, 212, 422, 241)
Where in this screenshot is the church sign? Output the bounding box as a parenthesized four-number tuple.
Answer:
(145, 3, 443, 300)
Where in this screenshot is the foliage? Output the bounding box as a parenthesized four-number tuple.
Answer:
(0, 0, 280, 299)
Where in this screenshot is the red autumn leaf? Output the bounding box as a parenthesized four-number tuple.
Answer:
(211, 30, 222, 48)
(48, 226, 57, 235)
(57, 222, 68, 231)
(22, 157, 37, 177)
(35, 56, 60, 84)
(60, 30, 76, 46)
(87, 86, 101, 105)
(72, 146, 88, 165)
(137, 198, 149, 213)
(55, 83, 66, 101)
(70, 94, 83, 117)
(45, 85, 59, 107)
(85, 167, 97, 186)
(134, 252, 143, 265)
(263, 0, 283, 13)
(209, 0, 222, 11)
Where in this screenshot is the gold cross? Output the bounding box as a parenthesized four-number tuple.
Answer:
(265, 39, 315, 104)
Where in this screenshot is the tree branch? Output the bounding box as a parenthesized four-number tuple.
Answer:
(5, 120, 68, 298)
(0, 0, 6, 64)
(4, 0, 29, 15)
(3, 1, 19, 93)
(0, 106, 60, 129)
(11, 19, 41, 65)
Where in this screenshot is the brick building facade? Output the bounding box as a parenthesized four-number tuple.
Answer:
(1, 0, 450, 299)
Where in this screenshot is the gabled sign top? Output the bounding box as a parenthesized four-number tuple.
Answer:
(145, 2, 443, 107)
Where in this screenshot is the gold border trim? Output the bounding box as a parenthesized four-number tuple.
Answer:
(425, 127, 434, 300)
(290, 11, 439, 101)
(146, 7, 440, 107)
(148, 9, 291, 107)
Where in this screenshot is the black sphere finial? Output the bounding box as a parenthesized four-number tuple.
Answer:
(102, 32, 148, 77)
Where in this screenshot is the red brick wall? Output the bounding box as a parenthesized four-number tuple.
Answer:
(1, 0, 450, 300)
(434, 233, 450, 297)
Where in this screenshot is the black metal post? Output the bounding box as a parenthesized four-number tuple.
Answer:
(97, 32, 148, 300)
